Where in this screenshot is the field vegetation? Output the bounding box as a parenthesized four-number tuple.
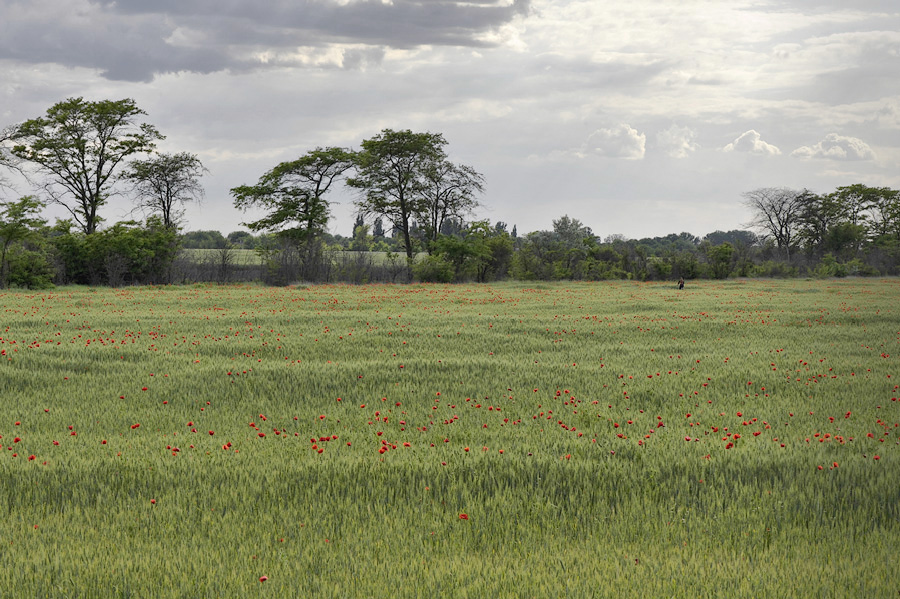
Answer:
(1, 279, 898, 597)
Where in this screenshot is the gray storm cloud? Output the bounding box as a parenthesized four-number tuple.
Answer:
(1, 0, 532, 81)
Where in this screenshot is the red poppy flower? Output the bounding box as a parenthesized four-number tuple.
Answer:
(459, 514, 469, 520)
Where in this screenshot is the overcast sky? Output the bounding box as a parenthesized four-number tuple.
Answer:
(2, 0, 899, 240)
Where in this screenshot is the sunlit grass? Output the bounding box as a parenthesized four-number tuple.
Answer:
(0, 279, 898, 597)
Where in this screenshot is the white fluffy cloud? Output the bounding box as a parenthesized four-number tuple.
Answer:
(656, 125, 699, 158)
(791, 133, 876, 160)
(586, 124, 646, 160)
(723, 130, 781, 155)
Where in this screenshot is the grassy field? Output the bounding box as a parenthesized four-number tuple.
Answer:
(1, 279, 898, 597)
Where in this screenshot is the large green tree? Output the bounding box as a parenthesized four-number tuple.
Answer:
(829, 184, 900, 244)
(347, 129, 447, 274)
(231, 147, 354, 279)
(124, 152, 207, 229)
(12, 97, 163, 234)
(797, 192, 844, 256)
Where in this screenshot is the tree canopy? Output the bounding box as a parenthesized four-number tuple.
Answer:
(12, 97, 163, 234)
(232, 147, 354, 280)
(348, 129, 447, 270)
(421, 159, 484, 249)
(232, 147, 354, 239)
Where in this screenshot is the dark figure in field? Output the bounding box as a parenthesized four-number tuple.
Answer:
(678, 277, 684, 290)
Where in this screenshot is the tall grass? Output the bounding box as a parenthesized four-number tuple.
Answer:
(0, 279, 897, 597)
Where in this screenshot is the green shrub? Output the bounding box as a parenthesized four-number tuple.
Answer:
(413, 254, 455, 282)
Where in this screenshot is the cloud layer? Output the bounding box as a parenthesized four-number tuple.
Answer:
(0, 0, 531, 81)
(1, 0, 899, 239)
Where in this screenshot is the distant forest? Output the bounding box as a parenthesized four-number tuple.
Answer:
(2, 98, 898, 288)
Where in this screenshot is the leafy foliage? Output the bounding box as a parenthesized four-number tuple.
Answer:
(0, 196, 46, 288)
(49, 217, 179, 286)
(348, 129, 448, 272)
(12, 97, 163, 234)
(232, 147, 354, 281)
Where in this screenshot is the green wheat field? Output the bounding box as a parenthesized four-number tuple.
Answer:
(1, 279, 898, 598)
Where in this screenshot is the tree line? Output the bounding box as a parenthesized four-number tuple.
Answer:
(1, 97, 898, 288)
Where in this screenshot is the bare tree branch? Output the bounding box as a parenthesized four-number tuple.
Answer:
(123, 152, 207, 228)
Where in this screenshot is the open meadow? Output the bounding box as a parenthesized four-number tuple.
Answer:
(1, 279, 898, 598)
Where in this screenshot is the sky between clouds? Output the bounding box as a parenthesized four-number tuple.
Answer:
(1, 0, 899, 239)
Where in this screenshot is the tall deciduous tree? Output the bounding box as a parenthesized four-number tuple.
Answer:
(12, 97, 163, 234)
(124, 152, 207, 229)
(743, 187, 809, 261)
(348, 129, 447, 275)
(231, 147, 354, 279)
(421, 160, 483, 250)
